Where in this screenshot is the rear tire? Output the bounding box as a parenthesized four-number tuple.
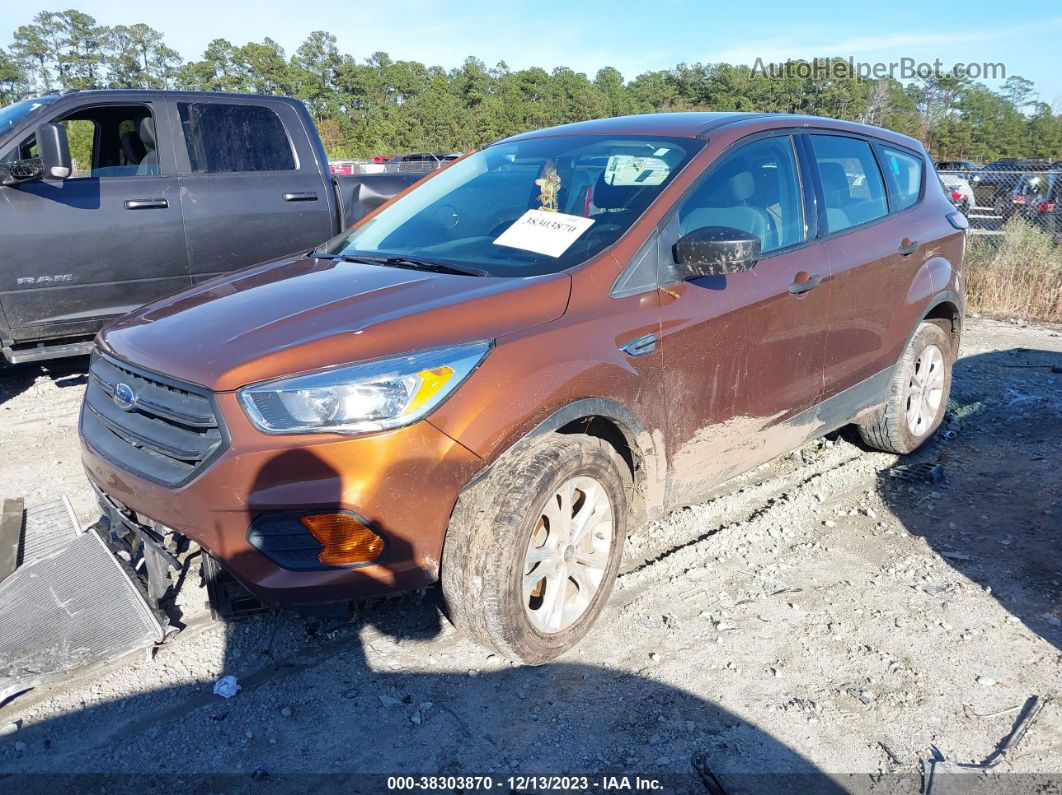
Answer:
(441, 434, 628, 664)
(858, 321, 953, 454)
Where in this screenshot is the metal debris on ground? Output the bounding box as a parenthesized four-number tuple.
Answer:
(886, 462, 945, 484)
(0, 498, 24, 583)
(0, 498, 165, 703)
(923, 696, 1047, 794)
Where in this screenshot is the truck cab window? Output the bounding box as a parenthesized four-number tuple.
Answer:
(15, 104, 158, 178)
(177, 102, 295, 174)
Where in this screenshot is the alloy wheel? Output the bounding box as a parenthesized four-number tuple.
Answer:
(905, 343, 946, 436)
(523, 476, 614, 633)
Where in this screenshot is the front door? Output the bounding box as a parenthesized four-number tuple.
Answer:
(0, 100, 189, 342)
(657, 133, 830, 506)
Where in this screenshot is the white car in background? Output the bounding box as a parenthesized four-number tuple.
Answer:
(939, 173, 974, 215)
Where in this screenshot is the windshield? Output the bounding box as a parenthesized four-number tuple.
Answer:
(0, 96, 59, 135)
(327, 135, 703, 276)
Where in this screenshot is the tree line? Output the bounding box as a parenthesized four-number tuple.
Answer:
(3, 9, 1061, 162)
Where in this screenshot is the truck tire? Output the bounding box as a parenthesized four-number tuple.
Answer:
(441, 434, 629, 664)
(859, 321, 953, 454)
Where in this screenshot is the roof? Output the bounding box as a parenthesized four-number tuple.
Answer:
(20, 88, 294, 103)
(502, 112, 767, 141)
(501, 111, 924, 151)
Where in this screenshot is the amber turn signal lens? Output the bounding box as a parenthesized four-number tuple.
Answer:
(300, 513, 384, 565)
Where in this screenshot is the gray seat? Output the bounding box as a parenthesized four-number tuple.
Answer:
(680, 171, 770, 246)
(120, 130, 147, 166)
(136, 117, 159, 176)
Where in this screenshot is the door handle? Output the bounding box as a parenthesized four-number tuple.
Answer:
(897, 237, 919, 256)
(788, 273, 822, 295)
(283, 192, 319, 202)
(124, 198, 168, 210)
(620, 333, 658, 357)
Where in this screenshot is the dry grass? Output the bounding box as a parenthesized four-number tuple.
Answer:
(965, 220, 1062, 324)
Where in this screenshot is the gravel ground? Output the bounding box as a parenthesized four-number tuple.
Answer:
(0, 316, 1060, 792)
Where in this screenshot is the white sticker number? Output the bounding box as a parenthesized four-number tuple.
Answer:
(493, 210, 596, 258)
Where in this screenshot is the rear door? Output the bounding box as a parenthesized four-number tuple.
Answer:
(0, 98, 189, 342)
(807, 132, 926, 397)
(171, 98, 336, 284)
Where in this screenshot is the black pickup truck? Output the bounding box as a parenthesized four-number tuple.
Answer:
(0, 89, 424, 364)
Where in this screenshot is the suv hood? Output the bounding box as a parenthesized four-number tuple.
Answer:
(99, 256, 572, 391)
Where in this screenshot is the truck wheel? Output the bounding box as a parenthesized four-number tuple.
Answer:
(859, 321, 953, 454)
(441, 434, 628, 664)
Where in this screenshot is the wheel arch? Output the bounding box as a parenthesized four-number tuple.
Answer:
(916, 292, 963, 357)
(460, 397, 666, 528)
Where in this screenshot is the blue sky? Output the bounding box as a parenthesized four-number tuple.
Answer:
(6, 1, 1062, 105)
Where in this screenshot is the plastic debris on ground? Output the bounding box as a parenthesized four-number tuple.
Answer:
(213, 674, 240, 699)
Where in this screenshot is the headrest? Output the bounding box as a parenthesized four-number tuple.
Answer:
(139, 116, 156, 148)
(728, 172, 755, 202)
(819, 162, 850, 197)
(593, 170, 641, 210)
(120, 130, 147, 164)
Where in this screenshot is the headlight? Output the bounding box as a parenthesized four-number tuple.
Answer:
(239, 341, 492, 434)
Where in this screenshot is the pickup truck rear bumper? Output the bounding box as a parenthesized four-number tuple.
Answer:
(81, 399, 483, 604)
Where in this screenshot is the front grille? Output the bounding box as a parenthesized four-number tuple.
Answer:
(81, 352, 227, 486)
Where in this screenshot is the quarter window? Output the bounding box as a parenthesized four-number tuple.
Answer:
(677, 136, 805, 255)
(880, 145, 923, 211)
(809, 135, 888, 233)
(177, 103, 295, 174)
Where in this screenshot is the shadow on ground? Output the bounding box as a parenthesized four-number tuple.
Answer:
(1, 440, 850, 795)
(876, 346, 1062, 653)
(0, 356, 90, 407)
(1, 595, 859, 793)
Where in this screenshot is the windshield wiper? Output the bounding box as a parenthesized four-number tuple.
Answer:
(380, 256, 487, 277)
(309, 251, 486, 276)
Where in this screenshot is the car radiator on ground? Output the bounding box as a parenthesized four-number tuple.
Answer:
(0, 498, 165, 703)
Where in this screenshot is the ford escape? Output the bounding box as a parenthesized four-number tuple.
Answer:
(80, 112, 966, 663)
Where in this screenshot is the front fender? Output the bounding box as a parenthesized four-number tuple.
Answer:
(438, 394, 666, 529)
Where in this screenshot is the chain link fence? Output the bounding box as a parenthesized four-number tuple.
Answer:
(329, 155, 459, 177)
(936, 163, 1061, 240)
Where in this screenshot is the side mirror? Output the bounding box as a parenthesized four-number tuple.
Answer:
(36, 122, 72, 180)
(673, 226, 761, 279)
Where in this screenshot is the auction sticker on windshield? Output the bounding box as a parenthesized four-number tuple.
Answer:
(493, 210, 595, 258)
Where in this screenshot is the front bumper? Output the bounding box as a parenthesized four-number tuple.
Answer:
(81, 388, 483, 604)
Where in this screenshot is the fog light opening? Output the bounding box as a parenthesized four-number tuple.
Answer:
(299, 512, 384, 566)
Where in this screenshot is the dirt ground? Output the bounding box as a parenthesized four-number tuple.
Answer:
(0, 315, 1059, 792)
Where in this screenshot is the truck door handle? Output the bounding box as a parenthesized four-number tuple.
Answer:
(788, 273, 822, 295)
(283, 192, 319, 202)
(897, 238, 919, 256)
(620, 333, 658, 357)
(124, 198, 168, 210)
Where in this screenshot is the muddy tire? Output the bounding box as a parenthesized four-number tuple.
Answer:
(859, 321, 954, 454)
(441, 434, 628, 664)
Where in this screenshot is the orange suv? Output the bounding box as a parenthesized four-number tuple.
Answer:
(81, 113, 966, 662)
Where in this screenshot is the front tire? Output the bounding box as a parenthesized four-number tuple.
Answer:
(441, 434, 628, 664)
(859, 321, 954, 454)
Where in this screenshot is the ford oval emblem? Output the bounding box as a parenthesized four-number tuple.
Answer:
(113, 382, 136, 411)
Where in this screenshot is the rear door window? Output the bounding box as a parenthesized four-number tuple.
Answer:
(177, 102, 295, 174)
(879, 145, 923, 211)
(809, 135, 888, 233)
